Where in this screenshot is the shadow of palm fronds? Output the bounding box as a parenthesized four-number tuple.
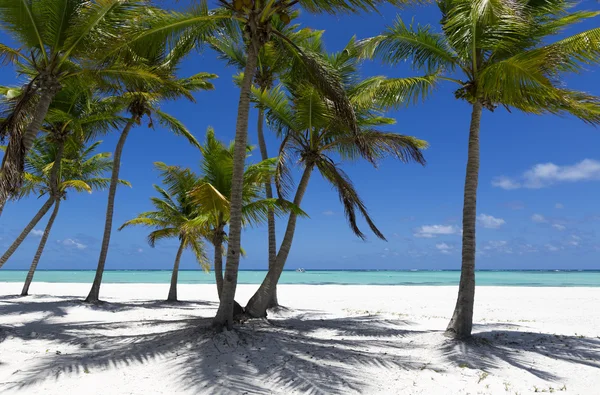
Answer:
(4, 312, 426, 395)
(442, 329, 600, 381)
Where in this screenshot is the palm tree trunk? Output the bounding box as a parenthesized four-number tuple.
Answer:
(86, 119, 135, 303)
(256, 105, 278, 308)
(446, 101, 483, 340)
(0, 136, 65, 269)
(167, 239, 185, 302)
(212, 36, 260, 330)
(0, 74, 60, 210)
(48, 138, 66, 197)
(21, 199, 61, 296)
(0, 197, 54, 269)
(213, 230, 224, 297)
(245, 165, 313, 317)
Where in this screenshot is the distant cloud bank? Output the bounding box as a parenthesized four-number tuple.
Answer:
(492, 159, 600, 189)
(414, 224, 460, 238)
(477, 214, 506, 229)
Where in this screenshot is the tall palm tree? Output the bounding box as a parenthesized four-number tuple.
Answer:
(0, 0, 146, 207)
(244, 42, 430, 317)
(133, 0, 411, 329)
(209, 16, 318, 307)
(18, 138, 125, 296)
(359, 0, 600, 339)
(188, 128, 304, 301)
(0, 85, 125, 269)
(119, 162, 209, 302)
(84, 43, 217, 303)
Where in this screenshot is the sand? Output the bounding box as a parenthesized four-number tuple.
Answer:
(0, 282, 599, 394)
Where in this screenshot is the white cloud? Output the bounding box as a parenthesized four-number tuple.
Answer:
(435, 242, 454, 254)
(322, 210, 335, 216)
(483, 240, 507, 250)
(493, 159, 600, 190)
(552, 224, 566, 231)
(61, 239, 87, 250)
(491, 176, 521, 190)
(414, 225, 460, 238)
(545, 244, 560, 252)
(531, 214, 547, 223)
(566, 235, 580, 247)
(555, 203, 564, 209)
(482, 240, 512, 254)
(31, 229, 44, 237)
(477, 214, 506, 229)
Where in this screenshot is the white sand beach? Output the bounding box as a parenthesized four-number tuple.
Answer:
(1, 283, 599, 394)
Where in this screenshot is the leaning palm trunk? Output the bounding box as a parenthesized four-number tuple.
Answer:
(167, 239, 185, 302)
(446, 101, 483, 339)
(21, 199, 61, 296)
(256, 106, 278, 308)
(0, 197, 54, 268)
(86, 119, 135, 302)
(245, 165, 313, 317)
(0, 138, 65, 269)
(0, 74, 60, 209)
(213, 230, 224, 296)
(213, 37, 260, 330)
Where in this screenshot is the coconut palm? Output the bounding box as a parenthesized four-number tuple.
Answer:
(132, 0, 412, 329)
(244, 42, 430, 317)
(209, 16, 319, 307)
(188, 128, 304, 302)
(359, 0, 600, 339)
(18, 138, 126, 296)
(0, 85, 126, 270)
(0, 0, 146, 207)
(119, 162, 209, 302)
(84, 42, 217, 303)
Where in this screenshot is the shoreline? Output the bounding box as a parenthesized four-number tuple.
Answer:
(1, 283, 599, 394)
(2, 270, 599, 288)
(3, 281, 600, 288)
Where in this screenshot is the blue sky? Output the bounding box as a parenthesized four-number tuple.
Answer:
(1, 1, 600, 271)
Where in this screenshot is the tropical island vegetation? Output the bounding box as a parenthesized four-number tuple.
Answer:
(0, 0, 599, 393)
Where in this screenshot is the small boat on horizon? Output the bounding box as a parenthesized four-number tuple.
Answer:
(296, 268, 306, 273)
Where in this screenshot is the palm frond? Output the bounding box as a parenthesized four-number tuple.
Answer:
(60, 179, 92, 193)
(153, 109, 200, 148)
(185, 235, 210, 271)
(315, 156, 386, 241)
(357, 17, 458, 73)
(325, 130, 428, 164)
(241, 198, 308, 227)
(349, 74, 440, 110)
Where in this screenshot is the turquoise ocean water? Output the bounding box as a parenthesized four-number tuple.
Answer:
(1, 270, 599, 286)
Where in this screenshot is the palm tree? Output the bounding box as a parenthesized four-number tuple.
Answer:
(209, 16, 318, 307)
(244, 42, 430, 317)
(359, 0, 600, 339)
(119, 162, 209, 302)
(84, 43, 217, 303)
(188, 128, 304, 303)
(133, 0, 411, 329)
(18, 138, 125, 296)
(0, 0, 145, 207)
(0, 85, 125, 270)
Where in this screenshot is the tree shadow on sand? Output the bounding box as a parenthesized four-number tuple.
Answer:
(0, 294, 216, 318)
(442, 328, 600, 381)
(2, 311, 428, 395)
(3, 297, 600, 394)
